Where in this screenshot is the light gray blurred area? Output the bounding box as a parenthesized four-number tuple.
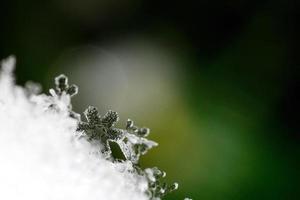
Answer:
(53, 39, 183, 126)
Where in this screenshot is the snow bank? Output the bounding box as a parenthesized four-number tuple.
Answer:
(0, 56, 148, 200)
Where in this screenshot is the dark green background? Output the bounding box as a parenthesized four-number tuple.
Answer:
(1, 0, 299, 199)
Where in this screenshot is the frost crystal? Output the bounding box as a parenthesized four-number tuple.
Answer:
(0, 56, 179, 200)
(77, 101, 178, 199)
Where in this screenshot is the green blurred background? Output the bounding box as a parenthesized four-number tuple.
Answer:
(1, 0, 299, 199)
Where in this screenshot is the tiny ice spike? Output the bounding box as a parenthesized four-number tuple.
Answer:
(52, 74, 180, 199)
(48, 74, 80, 120)
(55, 74, 78, 97)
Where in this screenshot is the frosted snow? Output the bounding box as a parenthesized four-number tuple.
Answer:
(0, 56, 148, 200)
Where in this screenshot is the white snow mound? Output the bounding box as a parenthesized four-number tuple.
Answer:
(0, 56, 148, 200)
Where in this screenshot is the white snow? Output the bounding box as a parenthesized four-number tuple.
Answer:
(0, 56, 148, 200)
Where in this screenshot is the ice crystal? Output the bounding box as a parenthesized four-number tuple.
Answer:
(77, 104, 178, 199)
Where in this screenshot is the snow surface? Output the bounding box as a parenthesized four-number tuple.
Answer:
(0, 56, 148, 200)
